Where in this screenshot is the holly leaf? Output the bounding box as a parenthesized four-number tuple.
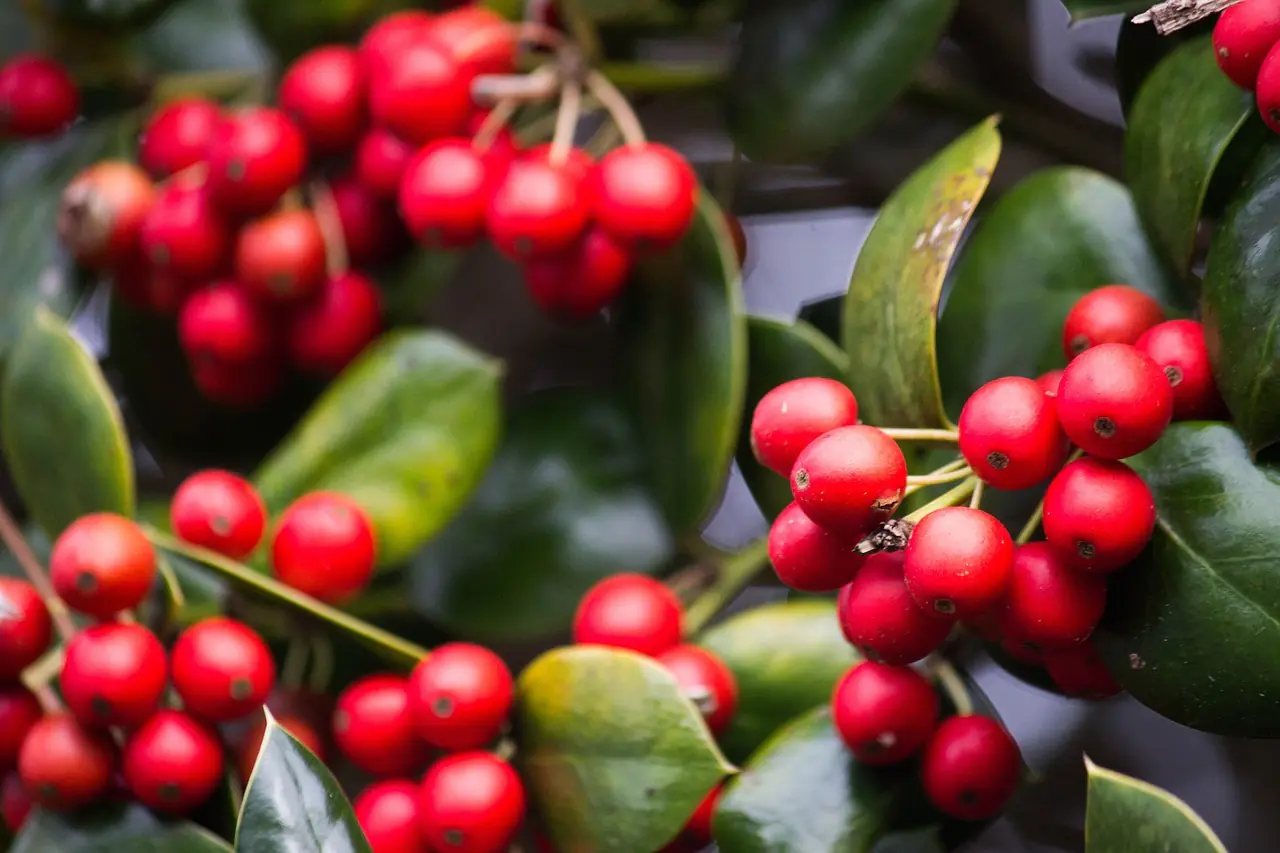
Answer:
(843, 116, 1001, 428)
(409, 387, 674, 644)
(1114, 17, 1217, 118)
(518, 645, 734, 853)
(1084, 758, 1228, 852)
(138, 0, 268, 73)
(12, 803, 231, 852)
(1058, 0, 1148, 20)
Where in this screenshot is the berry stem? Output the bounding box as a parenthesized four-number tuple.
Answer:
(596, 62, 727, 93)
(925, 655, 974, 717)
(308, 634, 335, 694)
(492, 737, 518, 763)
(309, 181, 349, 278)
(30, 682, 64, 715)
(685, 537, 770, 635)
(585, 70, 647, 146)
(878, 427, 960, 443)
(969, 479, 985, 510)
(548, 78, 583, 166)
(1015, 502, 1044, 546)
(585, 119, 623, 158)
(905, 462, 972, 488)
(472, 67, 559, 106)
(0, 500, 76, 641)
(901, 477, 979, 525)
(281, 634, 311, 690)
(474, 97, 521, 150)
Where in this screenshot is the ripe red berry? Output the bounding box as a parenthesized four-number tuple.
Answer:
(431, 6, 517, 77)
(205, 107, 308, 218)
(0, 54, 78, 138)
(369, 39, 472, 145)
(354, 779, 429, 853)
(682, 784, 722, 846)
(591, 143, 698, 249)
(921, 715, 1021, 821)
(408, 643, 514, 751)
(1056, 343, 1174, 459)
(238, 711, 327, 782)
(904, 507, 1015, 620)
(285, 270, 383, 377)
(1, 772, 32, 833)
(486, 152, 591, 260)
(523, 227, 633, 322)
(1042, 457, 1156, 573)
(355, 128, 417, 199)
(123, 710, 224, 814)
(0, 686, 41, 767)
(18, 714, 115, 811)
(57, 161, 156, 270)
(331, 172, 405, 266)
(279, 45, 366, 156)
(271, 491, 377, 602)
(0, 578, 52, 681)
(50, 512, 157, 619)
(1135, 319, 1226, 421)
(837, 551, 952, 665)
(998, 542, 1106, 650)
(1214, 0, 1280, 89)
(139, 178, 231, 281)
(418, 752, 526, 853)
(60, 623, 167, 729)
(657, 645, 738, 737)
(171, 469, 268, 559)
(1061, 285, 1165, 358)
(767, 501, 865, 592)
(789, 425, 907, 537)
(171, 617, 276, 722)
(398, 139, 492, 249)
(191, 353, 283, 409)
(959, 376, 1068, 490)
(138, 97, 221, 179)
(572, 573, 684, 657)
(831, 661, 938, 765)
(1257, 40, 1280, 131)
(333, 675, 431, 777)
(235, 209, 327, 303)
(1036, 369, 1064, 398)
(750, 378, 860, 478)
(1044, 640, 1122, 700)
(178, 281, 277, 368)
(359, 10, 435, 72)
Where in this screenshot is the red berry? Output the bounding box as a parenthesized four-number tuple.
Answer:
(1036, 369, 1064, 398)
(572, 573, 684, 657)
(767, 502, 865, 592)
(1214, 0, 1280, 89)
(486, 153, 591, 260)
(356, 128, 417, 199)
(750, 378, 859, 478)
(122, 710, 224, 814)
(837, 551, 952, 665)
(238, 712, 327, 782)
(408, 643, 514, 751)
(171, 469, 268, 559)
(591, 143, 698, 249)
(0, 54, 78, 138)
(959, 376, 1068, 490)
(657, 645, 738, 737)
(682, 783, 722, 845)
(467, 113, 520, 178)
(1042, 457, 1156, 573)
(191, 354, 283, 409)
(369, 40, 472, 146)
(171, 617, 276, 722)
(831, 661, 938, 765)
(1134, 319, 1226, 421)
(235, 209, 327, 303)
(333, 675, 430, 777)
(0, 686, 41, 767)
(1056, 343, 1174, 459)
(789, 425, 907, 537)
(60, 623, 167, 729)
(431, 6, 517, 77)
(1044, 640, 1122, 700)
(523, 227, 634, 322)
(725, 212, 748, 267)
(398, 138, 493, 249)
(57, 161, 156, 270)
(50, 513, 156, 619)
(359, 11, 436, 73)
(1, 772, 32, 833)
(138, 97, 221, 179)
(18, 714, 115, 811)
(205, 107, 308, 218)
(921, 715, 1021, 821)
(279, 45, 367, 156)
(0, 579, 52, 681)
(285, 271, 382, 377)
(331, 172, 406, 266)
(178, 281, 277, 368)
(1062, 285, 1165, 358)
(417, 752, 526, 853)
(904, 507, 1014, 620)
(139, 178, 231, 281)
(1257, 40, 1280, 131)
(355, 779, 430, 853)
(998, 542, 1106, 650)
(271, 492, 377, 602)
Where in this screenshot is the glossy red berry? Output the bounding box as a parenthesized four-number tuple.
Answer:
(431, 6, 517, 77)
(206, 107, 308, 217)
(1214, 0, 1280, 89)
(682, 783, 722, 846)
(279, 45, 366, 156)
(398, 139, 491, 248)
(789, 425, 907, 537)
(1036, 369, 1064, 398)
(904, 507, 1015, 620)
(1042, 457, 1156, 573)
(285, 270, 383, 377)
(657, 645, 738, 737)
(837, 551, 952, 665)
(192, 353, 283, 409)
(138, 97, 221, 179)
(998, 542, 1106, 650)
(178, 280, 277, 368)
(359, 10, 435, 72)
(333, 675, 430, 777)
(1135, 319, 1226, 421)
(831, 661, 938, 765)
(959, 376, 1068, 490)
(592, 143, 698, 249)
(331, 172, 405, 265)
(60, 623, 167, 729)
(271, 491, 377, 602)
(572, 573, 684, 657)
(0, 686, 41, 767)
(1062, 285, 1165, 358)
(18, 714, 115, 811)
(418, 752, 526, 853)
(1257, 41, 1280, 131)
(355, 128, 417, 198)
(369, 40, 472, 145)
(0, 54, 78, 138)
(171, 617, 276, 722)
(523, 227, 633, 322)
(123, 710, 224, 814)
(171, 469, 268, 559)
(408, 643, 514, 751)
(750, 378, 859, 478)
(921, 715, 1021, 821)
(57, 161, 156, 270)
(486, 153, 591, 260)
(0, 579, 52, 681)
(1057, 343, 1174, 459)
(139, 178, 231, 281)
(238, 712, 327, 782)
(1, 772, 32, 833)
(355, 779, 429, 853)
(1044, 640, 1122, 700)
(235, 209, 327, 303)
(767, 501, 865, 592)
(50, 512, 157, 619)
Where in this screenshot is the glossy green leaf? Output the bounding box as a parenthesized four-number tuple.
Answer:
(1059, 0, 1147, 20)
(735, 317, 849, 521)
(843, 117, 1001, 428)
(1085, 758, 1228, 852)
(1096, 422, 1280, 736)
(240, 0, 416, 63)
(2, 308, 134, 537)
(40, 0, 176, 30)
(1114, 17, 1217, 118)
(726, 0, 958, 164)
(518, 645, 734, 853)
(937, 167, 1183, 416)
(699, 599, 859, 763)
(236, 714, 371, 853)
(410, 387, 674, 643)
(618, 193, 747, 534)
(138, 0, 269, 73)
(13, 803, 231, 852)
(253, 329, 502, 567)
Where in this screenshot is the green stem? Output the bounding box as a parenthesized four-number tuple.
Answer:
(1015, 502, 1044, 545)
(906, 465, 972, 488)
(685, 538, 770, 635)
(880, 428, 960, 443)
(969, 479, 985, 509)
(902, 477, 979, 524)
(597, 61, 727, 93)
(927, 656, 974, 716)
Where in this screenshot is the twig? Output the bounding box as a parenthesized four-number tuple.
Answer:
(309, 181, 348, 279)
(585, 71, 647, 146)
(474, 97, 521, 150)
(549, 79, 583, 166)
(0, 502, 76, 641)
(1133, 0, 1242, 34)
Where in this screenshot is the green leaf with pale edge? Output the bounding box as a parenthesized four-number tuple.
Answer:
(842, 117, 1001, 428)
(12, 803, 231, 852)
(1059, 0, 1147, 20)
(1085, 758, 1227, 852)
(518, 645, 734, 853)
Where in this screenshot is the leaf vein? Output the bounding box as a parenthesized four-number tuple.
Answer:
(1158, 517, 1280, 634)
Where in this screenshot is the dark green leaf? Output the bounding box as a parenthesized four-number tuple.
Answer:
(797, 294, 843, 345)
(518, 645, 734, 853)
(727, 0, 958, 164)
(1114, 17, 1217, 118)
(239, 0, 417, 64)
(618, 193, 747, 534)
(13, 803, 231, 852)
(378, 248, 465, 327)
(1085, 758, 1228, 852)
(843, 117, 1001, 428)
(253, 329, 503, 567)
(1059, 0, 1147, 20)
(138, 0, 269, 73)
(40, 0, 177, 30)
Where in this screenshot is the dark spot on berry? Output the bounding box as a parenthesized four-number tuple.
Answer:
(443, 829, 466, 847)
(514, 237, 533, 256)
(230, 677, 253, 700)
(150, 244, 170, 267)
(862, 646, 884, 664)
(1164, 365, 1183, 387)
(76, 571, 99, 594)
(1270, 108, 1280, 125)
(159, 782, 182, 801)
(1092, 416, 1116, 438)
(270, 273, 293, 296)
(432, 696, 455, 718)
(91, 695, 113, 717)
(1022, 640, 1042, 654)
(934, 598, 956, 616)
(986, 451, 1009, 470)
(210, 514, 231, 536)
(958, 789, 980, 806)
(858, 738, 887, 756)
(1069, 334, 1090, 355)
(333, 709, 350, 732)
(793, 468, 810, 490)
(872, 493, 901, 515)
(227, 160, 246, 182)
(38, 782, 58, 800)
(1076, 540, 1096, 560)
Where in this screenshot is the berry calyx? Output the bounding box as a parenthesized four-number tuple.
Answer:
(831, 661, 938, 765)
(750, 378, 859, 478)
(50, 512, 157, 619)
(591, 143, 698, 249)
(767, 502, 866, 592)
(57, 161, 156, 270)
(270, 491, 378, 602)
(354, 779, 429, 853)
(958, 376, 1068, 490)
(1135, 319, 1227, 421)
(572, 573, 684, 657)
(1042, 457, 1156, 573)
(355, 128, 417, 199)
(398, 138, 492, 249)
(18, 714, 115, 811)
(178, 280, 277, 368)
(60, 623, 168, 729)
(904, 507, 1014, 620)
(170, 469, 268, 560)
(278, 45, 367, 156)
(417, 752, 526, 853)
(1214, 0, 1280, 90)
(368, 39, 472, 145)
(285, 271, 383, 377)
(837, 551, 952, 666)
(0, 54, 79, 138)
(171, 617, 276, 722)
(138, 97, 222, 179)
(1044, 640, 1123, 700)
(1061, 285, 1165, 358)
(1056, 343, 1174, 459)
(998, 542, 1107, 650)
(333, 675, 431, 777)
(139, 179, 231, 282)
(486, 151, 591, 260)
(122, 710, 225, 814)
(0, 578, 52, 681)
(790, 425, 908, 537)
(205, 107, 308, 217)
(234, 209, 327, 303)
(522, 227, 634, 322)
(408, 643, 514, 751)
(657, 645, 739, 737)
(921, 715, 1021, 821)
(0, 686, 42, 767)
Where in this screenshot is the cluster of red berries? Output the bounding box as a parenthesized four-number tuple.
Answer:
(1213, 0, 1280, 131)
(0, 53, 79, 139)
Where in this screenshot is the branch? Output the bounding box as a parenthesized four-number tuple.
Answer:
(1133, 0, 1243, 35)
